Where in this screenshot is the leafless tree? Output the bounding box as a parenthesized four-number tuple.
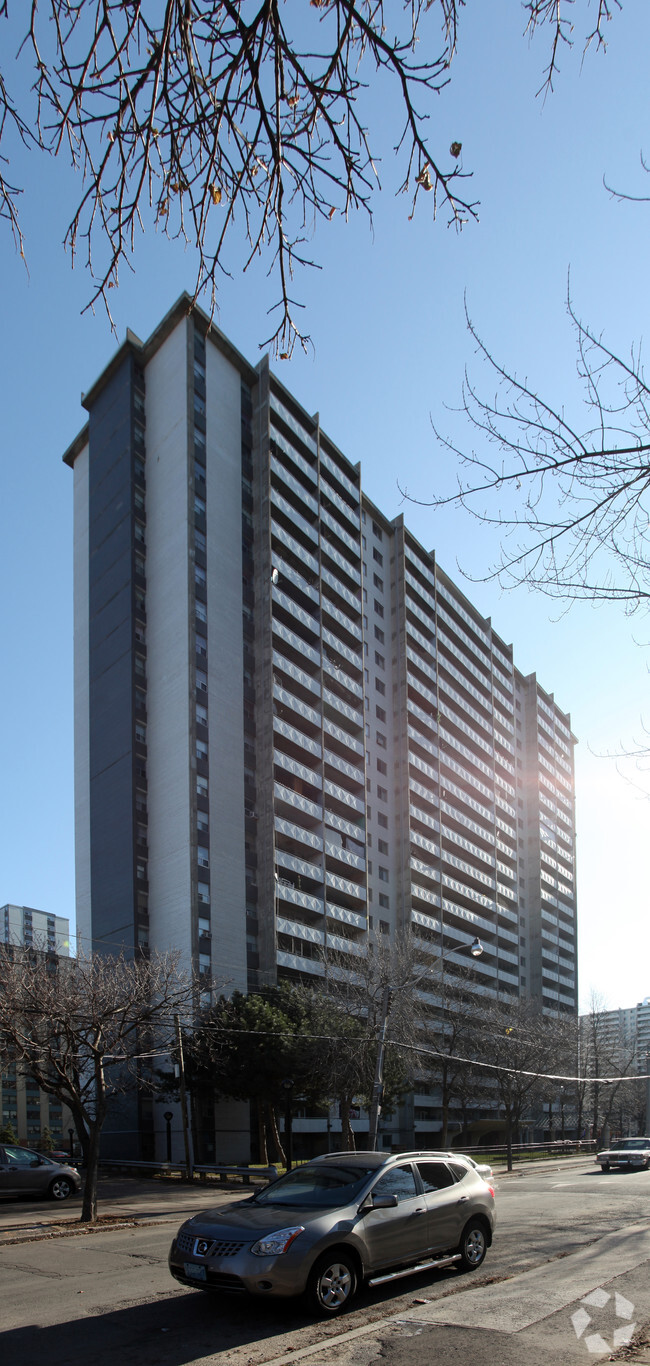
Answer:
(0, 945, 194, 1222)
(476, 994, 560, 1170)
(1, 2, 617, 354)
(408, 296, 650, 617)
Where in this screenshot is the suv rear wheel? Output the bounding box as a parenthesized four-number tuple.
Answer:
(457, 1219, 488, 1272)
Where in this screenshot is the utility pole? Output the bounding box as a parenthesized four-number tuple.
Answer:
(174, 1013, 193, 1180)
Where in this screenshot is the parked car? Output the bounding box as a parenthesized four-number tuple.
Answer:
(169, 1149, 496, 1316)
(0, 1144, 81, 1201)
(596, 1138, 650, 1172)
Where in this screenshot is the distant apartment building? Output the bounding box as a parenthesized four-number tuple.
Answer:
(0, 904, 71, 1147)
(583, 998, 650, 1071)
(63, 296, 578, 1154)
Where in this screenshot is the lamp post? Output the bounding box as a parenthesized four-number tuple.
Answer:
(367, 935, 483, 1151)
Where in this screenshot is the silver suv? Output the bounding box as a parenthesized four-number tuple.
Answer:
(169, 1149, 496, 1315)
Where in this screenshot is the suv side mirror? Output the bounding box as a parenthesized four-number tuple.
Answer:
(371, 1193, 399, 1209)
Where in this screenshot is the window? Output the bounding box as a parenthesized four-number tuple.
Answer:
(197, 808, 209, 830)
(376, 705, 386, 723)
(363, 588, 368, 603)
(416, 1161, 455, 1192)
(195, 565, 207, 587)
(372, 521, 383, 540)
(199, 953, 211, 973)
(376, 732, 387, 748)
(378, 867, 389, 882)
(198, 882, 211, 904)
(372, 1165, 417, 1201)
(196, 600, 207, 623)
(197, 775, 209, 797)
(373, 573, 383, 590)
(194, 494, 206, 516)
(367, 860, 373, 875)
(377, 784, 388, 801)
(379, 894, 389, 910)
(196, 634, 207, 657)
(135, 722, 146, 745)
(374, 626, 385, 644)
(363, 615, 368, 630)
(379, 918, 389, 933)
(378, 839, 388, 855)
(196, 739, 208, 761)
(198, 844, 209, 867)
(373, 547, 383, 566)
(377, 759, 388, 775)
(374, 600, 384, 618)
(196, 669, 207, 692)
(375, 651, 385, 668)
(196, 703, 208, 727)
(375, 678, 385, 695)
(195, 529, 207, 553)
(198, 916, 211, 935)
(378, 813, 388, 830)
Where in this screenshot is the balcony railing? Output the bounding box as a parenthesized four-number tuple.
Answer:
(274, 747, 323, 789)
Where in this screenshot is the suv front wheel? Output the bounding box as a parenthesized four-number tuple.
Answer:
(306, 1250, 358, 1316)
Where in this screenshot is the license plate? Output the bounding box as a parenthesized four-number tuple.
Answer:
(184, 1262, 207, 1282)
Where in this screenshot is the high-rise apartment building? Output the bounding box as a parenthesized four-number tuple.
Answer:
(1, 905, 71, 1145)
(63, 296, 578, 1148)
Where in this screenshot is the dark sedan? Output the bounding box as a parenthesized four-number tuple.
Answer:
(169, 1149, 495, 1315)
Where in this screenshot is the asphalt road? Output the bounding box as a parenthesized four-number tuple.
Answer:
(1, 1159, 649, 1366)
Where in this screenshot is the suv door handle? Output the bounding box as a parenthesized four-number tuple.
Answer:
(413, 1208, 426, 1215)
(456, 1195, 469, 1203)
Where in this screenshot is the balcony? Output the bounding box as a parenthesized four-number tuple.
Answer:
(276, 883, 324, 915)
(321, 564, 361, 613)
(326, 901, 366, 930)
(321, 597, 361, 644)
(273, 586, 320, 638)
(271, 455, 319, 517)
(323, 687, 363, 729)
(323, 717, 364, 758)
(277, 916, 325, 947)
(277, 950, 325, 978)
(320, 507, 359, 557)
(322, 655, 363, 698)
(326, 932, 365, 957)
(273, 554, 320, 606)
(271, 520, 319, 576)
(271, 488, 318, 544)
(274, 681, 321, 731)
(324, 777, 365, 813)
(276, 815, 323, 853)
(323, 748, 364, 787)
(276, 849, 324, 883)
(274, 748, 323, 790)
(325, 870, 366, 901)
(274, 781, 322, 821)
(270, 425, 317, 483)
(324, 809, 365, 841)
(273, 715, 322, 760)
(325, 839, 366, 873)
(410, 856, 441, 885)
(273, 618, 321, 668)
(270, 391, 318, 455)
(273, 650, 320, 697)
(320, 537, 361, 585)
(406, 646, 436, 684)
(411, 830, 441, 858)
(322, 627, 362, 673)
(319, 447, 359, 499)
(320, 480, 360, 534)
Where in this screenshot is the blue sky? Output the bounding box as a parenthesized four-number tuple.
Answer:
(1, 3, 648, 1012)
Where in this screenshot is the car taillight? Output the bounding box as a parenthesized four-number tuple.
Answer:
(487, 1184, 495, 1197)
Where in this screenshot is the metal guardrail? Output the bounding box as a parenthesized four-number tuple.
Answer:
(99, 1158, 278, 1185)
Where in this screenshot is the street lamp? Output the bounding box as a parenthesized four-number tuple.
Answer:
(367, 935, 484, 1151)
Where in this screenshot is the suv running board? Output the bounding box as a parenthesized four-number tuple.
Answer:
(368, 1253, 461, 1287)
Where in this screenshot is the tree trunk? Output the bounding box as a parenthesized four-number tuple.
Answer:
(505, 1113, 513, 1172)
(266, 1103, 286, 1166)
(257, 1104, 268, 1166)
(340, 1098, 355, 1151)
(81, 1120, 102, 1222)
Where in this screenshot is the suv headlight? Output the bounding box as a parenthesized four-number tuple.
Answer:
(251, 1226, 305, 1256)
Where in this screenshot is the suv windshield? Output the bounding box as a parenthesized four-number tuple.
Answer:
(254, 1164, 376, 1208)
